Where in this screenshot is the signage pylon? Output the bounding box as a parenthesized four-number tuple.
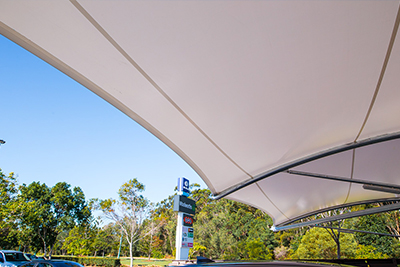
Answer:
(174, 177, 195, 261)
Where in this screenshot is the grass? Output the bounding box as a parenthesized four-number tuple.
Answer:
(120, 257, 173, 267)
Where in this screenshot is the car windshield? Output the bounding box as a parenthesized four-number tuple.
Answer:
(4, 252, 29, 261)
(26, 255, 38, 260)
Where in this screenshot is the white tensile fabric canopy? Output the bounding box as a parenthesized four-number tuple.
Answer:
(1, 0, 400, 228)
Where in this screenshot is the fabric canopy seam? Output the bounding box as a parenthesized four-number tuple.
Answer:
(256, 182, 289, 220)
(354, 1, 400, 141)
(343, 148, 356, 204)
(0, 3, 215, 194)
(70, 0, 253, 183)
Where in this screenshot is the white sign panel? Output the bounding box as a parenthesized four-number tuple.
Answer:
(181, 226, 194, 248)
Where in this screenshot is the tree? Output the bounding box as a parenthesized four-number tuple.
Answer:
(352, 213, 396, 257)
(18, 181, 91, 258)
(293, 227, 357, 259)
(92, 223, 120, 256)
(140, 211, 165, 260)
(149, 184, 280, 260)
(0, 169, 19, 249)
(189, 242, 207, 258)
(93, 179, 156, 267)
(383, 208, 400, 238)
(193, 190, 278, 260)
(354, 244, 388, 259)
(139, 223, 164, 259)
(152, 194, 178, 257)
(63, 225, 96, 256)
(244, 238, 273, 260)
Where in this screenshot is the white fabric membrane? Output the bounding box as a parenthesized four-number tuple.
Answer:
(1, 0, 399, 226)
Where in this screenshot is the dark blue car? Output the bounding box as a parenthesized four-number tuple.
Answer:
(0, 250, 30, 267)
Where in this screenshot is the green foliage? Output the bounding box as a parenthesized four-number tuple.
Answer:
(351, 213, 395, 257)
(276, 230, 295, 248)
(244, 238, 273, 260)
(146, 184, 279, 260)
(391, 241, 400, 258)
(139, 221, 164, 260)
(63, 225, 96, 256)
(93, 179, 153, 267)
(189, 242, 207, 258)
(151, 193, 177, 257)
(2, 171, 399, 261)
(188, 187, 278, 260)
(293, 227, 357, 259)
(0, 169, 18, 202)
(354, 244, 389, 259)
(92, 224, 122, 257)
(0, 169, 19, 249)
(17, 181, 91, 257)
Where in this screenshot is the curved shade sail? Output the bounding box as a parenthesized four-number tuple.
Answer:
(1, 0, 400, 226)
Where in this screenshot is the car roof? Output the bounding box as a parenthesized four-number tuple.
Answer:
(24, 260, 84, 267)
(28, 260, 81, 264)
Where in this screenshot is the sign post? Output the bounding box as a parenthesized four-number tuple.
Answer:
(173, 177, 195, 261)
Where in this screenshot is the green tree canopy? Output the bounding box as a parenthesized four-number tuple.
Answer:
(0, 169, 19, 249)
(18, 181, 91, 257)
(294, 227, 357, 259)
(352, 213, 397, 257)
(93, 178, 155, 267)
(191, 188, 277, 260)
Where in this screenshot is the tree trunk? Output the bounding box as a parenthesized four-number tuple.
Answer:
(39, 228, 48, 259)
(325, 223, 341, 260)
(148, 231, 153, 260)
(49, 243, 55, 259)
(42, 239, 48, 259)
(129, 241, 133, 267)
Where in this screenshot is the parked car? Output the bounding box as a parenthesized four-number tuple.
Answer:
(23, 255, 42, 261)
(20, 260, 83, 267)
(0, 251, 30, 267)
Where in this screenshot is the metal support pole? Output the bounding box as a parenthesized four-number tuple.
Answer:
(117, 230, 123, 259)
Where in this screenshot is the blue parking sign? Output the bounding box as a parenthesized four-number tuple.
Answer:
(178, 177, 190, 196)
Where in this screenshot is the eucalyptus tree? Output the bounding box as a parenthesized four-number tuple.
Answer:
(92, 223, 121, 256)
(93, 179, 156, 267)
(151, 194, 177, 257)
(192, 188, 277, 260)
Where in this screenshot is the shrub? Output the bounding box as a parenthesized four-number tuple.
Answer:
(51, 256, 121, 267)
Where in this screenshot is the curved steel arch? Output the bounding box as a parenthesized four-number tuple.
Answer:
(213, 132, 400, 200)
(272, 199, 400, 231)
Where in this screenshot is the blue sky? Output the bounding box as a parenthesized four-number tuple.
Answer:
(0, 34, 206, 204)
